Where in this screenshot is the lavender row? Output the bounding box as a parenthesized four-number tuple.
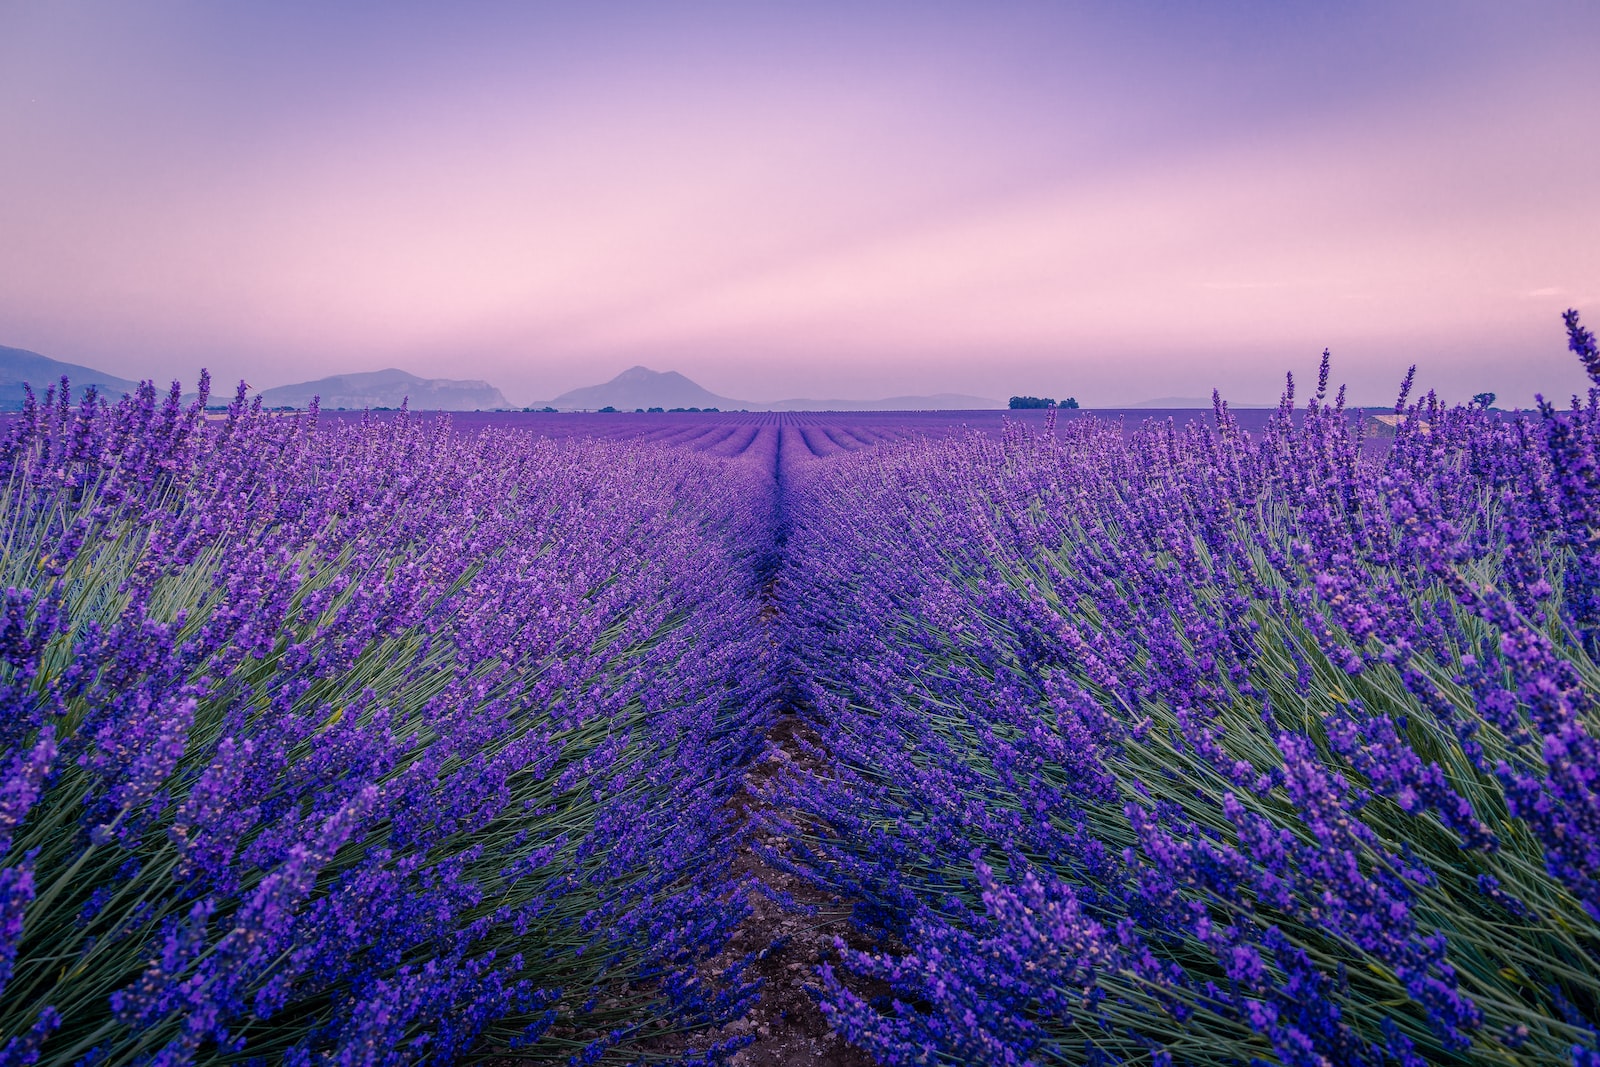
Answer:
(0, 380, 778, 1065)
(772, 321, 1600, 1064)
(330, 409, 1350, 457)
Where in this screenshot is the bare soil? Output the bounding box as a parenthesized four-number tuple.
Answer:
(687, 716, 877, 1067)
(683, 515, 881, 1066)
(494, 516, 883, 1064)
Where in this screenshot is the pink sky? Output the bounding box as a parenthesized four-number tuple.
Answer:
(2, 2, 1597, 406)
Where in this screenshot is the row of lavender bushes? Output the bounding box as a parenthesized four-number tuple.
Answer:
(0, 380, 777, 1065)
(772, 317, 1600, 1065)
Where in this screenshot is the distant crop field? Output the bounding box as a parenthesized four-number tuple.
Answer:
(4, 323, 1600, 1066)
(322, 404, 1359, 442)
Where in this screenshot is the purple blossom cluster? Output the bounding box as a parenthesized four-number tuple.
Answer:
(772, 322, 1600, 1064)
(0, 379, 779, 1064)
(9, 314, 1600, 1066)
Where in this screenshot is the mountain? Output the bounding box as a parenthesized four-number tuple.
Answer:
(548, 366, 741, 410)
(1, 345, 141, 409)
(257, 369, 511, 410)
(539, 366, 1002, 411)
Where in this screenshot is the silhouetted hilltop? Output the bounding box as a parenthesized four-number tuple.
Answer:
(258, 369, 511, 410)
(538, 366, 1002, 411)
(0, 345, 140, 409)
(549, 366, 741, 410)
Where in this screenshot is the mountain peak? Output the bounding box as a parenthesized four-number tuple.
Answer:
(257, 368, 511, 410)
(612, 365, 669, 383)
(552, 367, 739, 410)
(1, 344, 141, 409)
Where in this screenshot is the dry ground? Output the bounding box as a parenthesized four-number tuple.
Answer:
(681, 717, 877, 1067)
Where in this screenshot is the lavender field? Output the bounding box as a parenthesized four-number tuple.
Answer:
(4, 317, 1600, 1066)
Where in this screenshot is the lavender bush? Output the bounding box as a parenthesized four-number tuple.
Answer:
(7, 313, 1600, 1066)
(0, 380, 777, 1065)
(771, 317, 1600, 1064)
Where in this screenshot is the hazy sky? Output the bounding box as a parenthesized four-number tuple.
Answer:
(2, 2, 1597, 407)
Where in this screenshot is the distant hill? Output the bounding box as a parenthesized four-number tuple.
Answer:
(0, 345, 140, 409)
(548, 366, 742, 410)
(538, 366, 1002, 411)
(258, 369, 511, 410)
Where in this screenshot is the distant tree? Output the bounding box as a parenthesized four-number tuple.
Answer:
(635, 408, 645, 413)
(647, 406, 665, 413)
(541, 406, 557, 413)
(1473, 392, 1496, 409)
(704, 407, 719, 413)
(1008, 396, 1055, 409)
(1063, 397, 1079, 409)
(598, 405, 617, 413)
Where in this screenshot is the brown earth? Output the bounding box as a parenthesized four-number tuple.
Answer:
(492, 539, 883, 1064)
(683, 717, 877, 1067)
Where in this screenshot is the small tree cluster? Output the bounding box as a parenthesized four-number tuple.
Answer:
(1009, 396, 1079, 409)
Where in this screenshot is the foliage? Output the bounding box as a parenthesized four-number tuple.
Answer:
(0, 378, 776, 1065)
(773, 327, 1600, 1065)
(10, 310, 1600, 1065)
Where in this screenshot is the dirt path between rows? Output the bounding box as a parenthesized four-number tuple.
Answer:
(631, 567, 878, 1065)
(693, 433, 876, 1066)
(694, 714, 876, 1067)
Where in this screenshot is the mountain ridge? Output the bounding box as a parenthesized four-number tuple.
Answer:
(257, 369, 511, 410)
(536, 365, 1003, 411)
(548, 366, 741, 410)
(5, 346, 1013, 413)
(0, 345, 141, 409)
